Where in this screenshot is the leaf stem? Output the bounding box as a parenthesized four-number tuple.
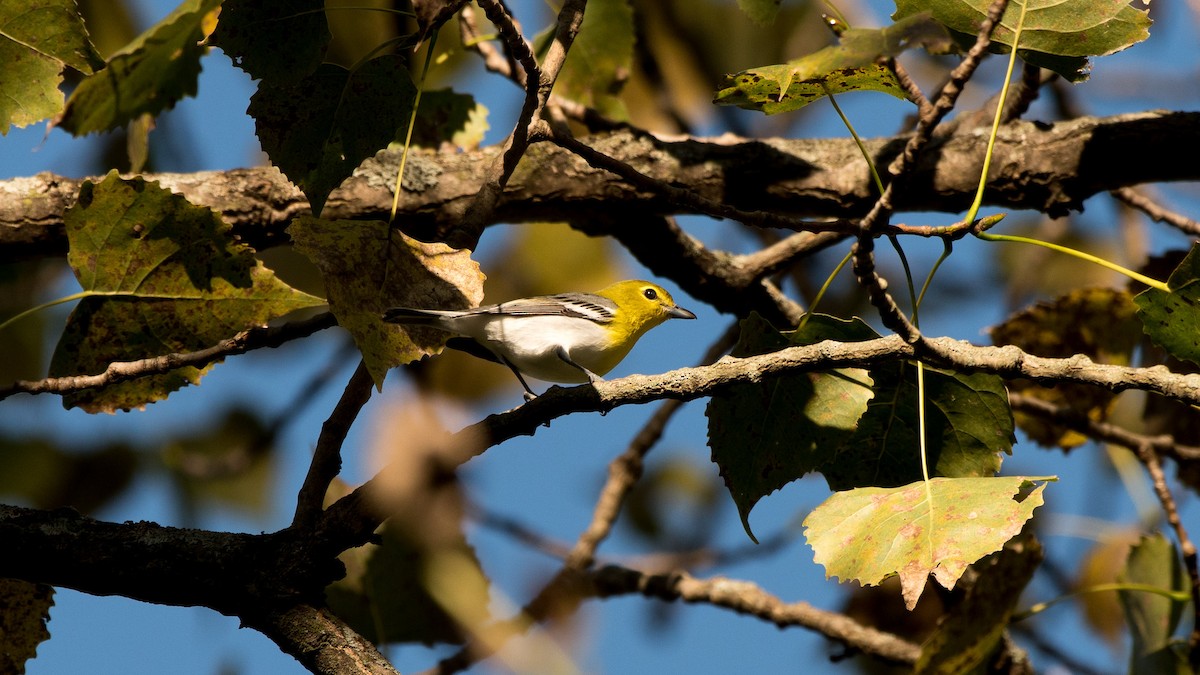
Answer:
(824, 85, 884, 196)
(962, 0, 1027, 227)
(391, 32, 439, 222)
(1013, 582, 1192, 621)
(976, 231, 1170, 292)
(798, 249, 853, 332)
(0, 291, 93, 334)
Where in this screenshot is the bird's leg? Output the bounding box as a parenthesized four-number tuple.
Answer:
(499, 355, 539, 401)
(555, 346, 603, 383)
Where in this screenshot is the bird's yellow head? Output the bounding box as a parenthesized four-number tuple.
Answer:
(595, 280, 696, 344)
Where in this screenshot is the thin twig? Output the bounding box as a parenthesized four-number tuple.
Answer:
(292, 361, 376, 529)
(1111, 186, 1200, 237)
(852, 0, 1011, 341)
(588, 565, 922, 666)
(449, 0, 545, 248)
(1008, 393, 1200, 463)
(0, 312, 337, 401)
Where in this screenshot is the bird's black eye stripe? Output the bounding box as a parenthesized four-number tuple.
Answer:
(643, 288, 658, 300)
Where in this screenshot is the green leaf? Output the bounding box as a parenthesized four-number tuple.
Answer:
(916, 535, 1042, 673)
(737, 0, 782, 26)
(0, 579, 53, 675)
(821, 366, 1014, 491)
(288, 216, 486, 388)
(0, 0, 103, 134)
(1118, 533, 1192, 675)
(539, 0, 634, 119)
(210, 0, 330, 83)
(707, 313, 875, 540)
(412, 89, 490, 150)
(895, 0, 1152, 82)
(804, 476, 1050, 609)
(56, 0, 222, 135)
(714, 13, 952, 114)
(250, 55, 417, 214)
(49, 172, 325, 412)
(992, 288, 1141, 448)
(1136, 243, 1200, 368)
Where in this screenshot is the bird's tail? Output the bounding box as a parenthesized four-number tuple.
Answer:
(382, 307, 455, 325)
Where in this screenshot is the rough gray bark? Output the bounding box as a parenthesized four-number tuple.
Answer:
(3, 111, 1196, 263)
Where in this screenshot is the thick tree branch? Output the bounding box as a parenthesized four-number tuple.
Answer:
(246, 604, 400, 675)
(317, 335, 1200, 555)
(4, 112, 1197, 263)
(292, 361, 376, 529)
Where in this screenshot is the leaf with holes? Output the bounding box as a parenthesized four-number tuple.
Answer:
(48, 172, 325, 412)
(715, 13, 953, 114)
(804, 476, 1050, 609)
(210, 0, 330, 83)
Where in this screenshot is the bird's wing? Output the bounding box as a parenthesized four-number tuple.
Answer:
(471, 293, 617, 323)
(385, 293, 617, 324)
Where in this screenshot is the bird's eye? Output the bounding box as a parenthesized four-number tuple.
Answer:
(643, 288, 658, 300)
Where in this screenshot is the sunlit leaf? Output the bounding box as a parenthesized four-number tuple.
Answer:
(288, 216, 486, 388)
(57, 0, 222, 135)
(210, 0, 330, 83)
(991, 288, 1141, 448)
(0, 579, 53, 675)
(250, 55, 417, 214)
(1119, 533, 1192, 675)
(0, 0, 103, 134)
(714, 13, 952, 114)
(49, 172, 325, 412)
(707, 313, 875, 540)
(804, 476, 1049, 609)
(894, 0, 1152, 81)
(1136, 243, 1200, 368)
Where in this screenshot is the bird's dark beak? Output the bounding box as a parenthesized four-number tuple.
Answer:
(668, 305, 697, 320)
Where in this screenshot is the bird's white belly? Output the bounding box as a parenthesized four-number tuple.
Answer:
(480, 315, 613, 383)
